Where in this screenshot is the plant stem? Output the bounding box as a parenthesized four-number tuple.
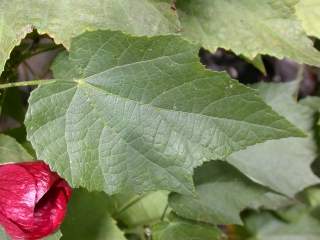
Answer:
(118, 195, 145, 215)
(0, 79, 56, 89)
(161, 203, 169, 221)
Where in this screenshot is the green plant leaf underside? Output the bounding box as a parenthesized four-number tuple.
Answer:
(25, 30, 303, 195)
(0, 0, 179, 73)
(176, 0, 320, 66)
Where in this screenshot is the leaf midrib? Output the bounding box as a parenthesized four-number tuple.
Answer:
(80, 80, 296, 135)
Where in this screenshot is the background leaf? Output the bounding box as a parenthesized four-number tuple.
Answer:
(26, 30, 303, 195)
(240, 205, 320, 240)
(0, 134, 32, 163)
(115, 191, 168, 227)
(60, 189, 126, 240)
(175, 0, 320, 66)
(0, 227, 62, 240)
(296, 0, 320, 39)
(152, 214, 223, 240)
(169, 161, 286, 225)
(0, 228, 10, 240)
(0, 0, 179, 73)
(45, 231, 63, 240)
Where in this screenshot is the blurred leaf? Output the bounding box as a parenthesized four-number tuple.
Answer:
(0, 0, 180, 73)
(61, 189, 126, 240)
(0, 134, 33, 163)
(298, 186, 320, 208)
(300, 96, 320, 112)
(228, 81, 319, 197)
(0, 228, 62, 240)
(116, 191, 168, 227)
(0, 228, 10, 240)
(246, 55, 267, 75)
(296, 0, 320, 39)
(241, 205, 320, 240)
(176, 0, 320, 66)
(152, 215, 223, 240)
(169, 161, 285, 225)
(45, 231, 62, 240)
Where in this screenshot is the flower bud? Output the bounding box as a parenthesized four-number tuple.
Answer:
(0, 161, 72, 240)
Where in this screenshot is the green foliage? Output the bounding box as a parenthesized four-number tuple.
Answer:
(0, 134, 33, 162)
(240, 205, 320, 240)
(228, 81, 319, 197)
(1, 0, 320, 239)
(0, 228, 62, 240)
(296, 0, 320, 39)
(176, 0, 320, 66)
(115, 191, 168, 227)
(0, 0, 179, 73)
(61, 189, 126, 240)
(0, 228, 10, 240)
(25, 30, 302, 196)
(152, 214, 224, 240)
(169, 161, 285, 225)
(45, 231, 63, 240)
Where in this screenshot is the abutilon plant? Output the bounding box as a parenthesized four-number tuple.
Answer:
(0, 0, 320, 239)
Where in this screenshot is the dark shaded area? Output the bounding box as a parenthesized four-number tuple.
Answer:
(0, 31, 64, 136)
(199, 47, 320, 98)
(311, 110, 320, 178)
(199, 48, 262, 84)
(60, 188, 114, 240)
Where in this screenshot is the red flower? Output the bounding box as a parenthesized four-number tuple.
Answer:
(0, 161, 72, 240)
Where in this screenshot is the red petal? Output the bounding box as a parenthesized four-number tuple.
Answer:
(19, 162, 60, 202)
(0, 161, 72, 240)
(0, 212, 27, 239)
(28, 180, 71, 239)
(0, 164, 37, 229)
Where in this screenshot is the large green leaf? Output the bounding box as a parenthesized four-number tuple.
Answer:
(175, 0, 320, 66)
(60, 189, 126, 240)
(296, 0, 320, 39)
(152, 215, 223, 240)
(227, 81, 319, 197)
(0, 0, 179, 73)
(25, 30, 303, 195)
(0, 134, 33, 163)
(169, 161, 285, 225)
